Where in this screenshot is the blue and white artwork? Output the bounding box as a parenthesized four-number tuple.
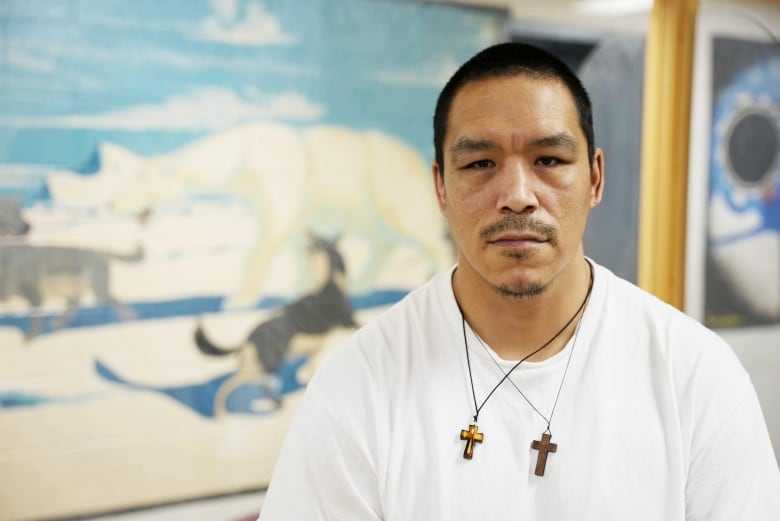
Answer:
(0, 1, 502, 518)
(706, 37, 779, 328)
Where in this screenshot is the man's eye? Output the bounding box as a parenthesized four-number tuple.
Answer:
(536, 157, 559, 167)
(465, 159, 495, 169)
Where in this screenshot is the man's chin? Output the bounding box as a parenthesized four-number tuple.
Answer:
(491, 279, 548, 300)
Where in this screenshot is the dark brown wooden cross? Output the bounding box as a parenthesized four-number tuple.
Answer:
(460, 424, 484, 459)
(531, 432, 557, 476)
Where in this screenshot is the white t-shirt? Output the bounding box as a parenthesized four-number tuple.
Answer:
(260, 262, 780, 520)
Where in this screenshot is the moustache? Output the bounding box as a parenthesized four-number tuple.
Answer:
(479, 215, 559, 244)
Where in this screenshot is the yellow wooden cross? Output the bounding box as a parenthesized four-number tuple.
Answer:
(460, 424, 483, 459)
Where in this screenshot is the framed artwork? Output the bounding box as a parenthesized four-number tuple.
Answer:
(0, 1, 504, 519)
(686, 8, 779, 329)
(702, 36, 779, 328)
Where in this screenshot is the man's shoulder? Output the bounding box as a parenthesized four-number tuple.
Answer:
(592, 260, 740, 372)
(594, 261, 708, 330)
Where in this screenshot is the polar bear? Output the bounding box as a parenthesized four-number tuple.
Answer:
(47, 122, 453, 307)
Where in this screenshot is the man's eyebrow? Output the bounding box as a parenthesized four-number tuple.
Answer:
(529, 132, 579, 152)
(449, 137, 499, 158)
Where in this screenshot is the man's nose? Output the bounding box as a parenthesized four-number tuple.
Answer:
(496, 161, 539, 214)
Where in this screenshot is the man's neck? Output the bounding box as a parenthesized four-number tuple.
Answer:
(453, 256, 592, 362)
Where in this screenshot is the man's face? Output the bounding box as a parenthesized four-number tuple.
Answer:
(433, 75, 604, 298)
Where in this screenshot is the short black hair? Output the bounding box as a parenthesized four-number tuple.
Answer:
(433, 42, 595, 173)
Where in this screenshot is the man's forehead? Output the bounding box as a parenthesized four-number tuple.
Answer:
(444, 77, 583, 152)
(449, 75, 575, 113)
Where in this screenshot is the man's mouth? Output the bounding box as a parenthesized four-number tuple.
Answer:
(489, 232, 547, 244)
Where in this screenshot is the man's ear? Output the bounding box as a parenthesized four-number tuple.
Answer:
(432, 160, 447, 214)
(589, 148, 605, 208)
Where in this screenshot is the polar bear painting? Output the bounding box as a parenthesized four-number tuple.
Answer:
(47, 123, 453, 308)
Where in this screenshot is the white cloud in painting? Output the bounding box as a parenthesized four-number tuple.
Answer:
(375, 56, 459, 87)
(2, 42, 105, 91)
(0, 87, 324, 130)
(4, 35, 316, 78)
(199, 0, 296, 46)
(6, 46, 55, 73)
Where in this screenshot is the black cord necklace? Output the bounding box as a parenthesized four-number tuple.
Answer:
(458, 261, 594, 476)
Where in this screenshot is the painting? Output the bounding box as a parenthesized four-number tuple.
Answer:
(0, 1, 503, 519)
(704, 37, 779, 328)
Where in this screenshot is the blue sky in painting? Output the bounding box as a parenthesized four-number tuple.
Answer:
(0, 0, 502, 202)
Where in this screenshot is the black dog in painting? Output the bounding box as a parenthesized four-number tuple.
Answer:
(195, 233, 357, 416)
(0, 243, 142, 338)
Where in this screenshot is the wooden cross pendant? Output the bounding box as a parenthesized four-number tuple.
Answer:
(531, 432, 557, 476)
(459, 424, 484, 459)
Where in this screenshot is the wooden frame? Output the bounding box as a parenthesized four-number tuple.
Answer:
(638, 0, 699, 309)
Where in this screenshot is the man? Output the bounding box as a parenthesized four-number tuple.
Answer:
(259, 42, 780, 520)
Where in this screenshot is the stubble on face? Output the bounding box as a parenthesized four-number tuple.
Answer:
(479, 214, 560, 299)
(493, 281, 545, 299)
